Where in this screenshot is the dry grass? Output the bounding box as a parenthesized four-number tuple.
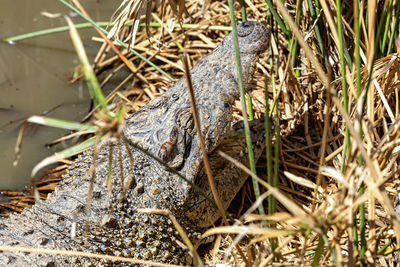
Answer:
(97, 1, 400, 266)
(3, 0, 400, 266)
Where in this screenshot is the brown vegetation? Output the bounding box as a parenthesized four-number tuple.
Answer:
(3, 0, 400, 266)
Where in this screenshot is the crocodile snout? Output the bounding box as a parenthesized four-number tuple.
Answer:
(235, 21, 270, 54)
(237, 21, 256, 37)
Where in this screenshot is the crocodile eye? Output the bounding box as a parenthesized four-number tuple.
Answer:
(223, 101, 230, 109)
(237, 21, 254, 37)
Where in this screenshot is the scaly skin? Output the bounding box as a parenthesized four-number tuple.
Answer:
(0, 21, 270, 266)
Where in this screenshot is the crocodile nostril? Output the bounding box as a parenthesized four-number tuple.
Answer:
(237, 21, 254, 37)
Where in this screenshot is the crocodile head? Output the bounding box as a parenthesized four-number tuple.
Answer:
(114, 21, 270, 230)
(177, 21, 270, 227)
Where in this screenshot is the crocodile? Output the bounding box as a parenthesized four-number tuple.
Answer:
(0, 21, 270, 266)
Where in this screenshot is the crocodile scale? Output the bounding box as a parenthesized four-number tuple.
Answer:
(0, 21, 270, 266)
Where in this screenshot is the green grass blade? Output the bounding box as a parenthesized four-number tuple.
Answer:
(240, 0, 247, 21)
(311, 235, 325, 267)
(66, 16, 110, 117)
(360, 184, 366, 264)
(31, 137, 96, 177)
(3, 22, 110, 43)
(291, 0, 303, 77)
(387, 2, 400, 55)
(264, 0, 291, 37)
(3, 22, 232, 43)
(378, 236, 395, 255)
(269, 43, 281, 258)
(247, 94, 254, 121)
(266, 46, 275, 249)
(228, 0, 265, 217)
(381, 0, 394, 54)
(27, 116, 97, 132)
(335, 0, 350, 173)
(353, 0, 362, 255)
(307, 0, 329, 68)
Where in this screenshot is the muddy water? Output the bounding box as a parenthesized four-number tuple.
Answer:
(0, 1, 118, 189)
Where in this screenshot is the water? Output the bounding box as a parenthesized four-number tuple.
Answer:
(0, 0, 118, 189)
